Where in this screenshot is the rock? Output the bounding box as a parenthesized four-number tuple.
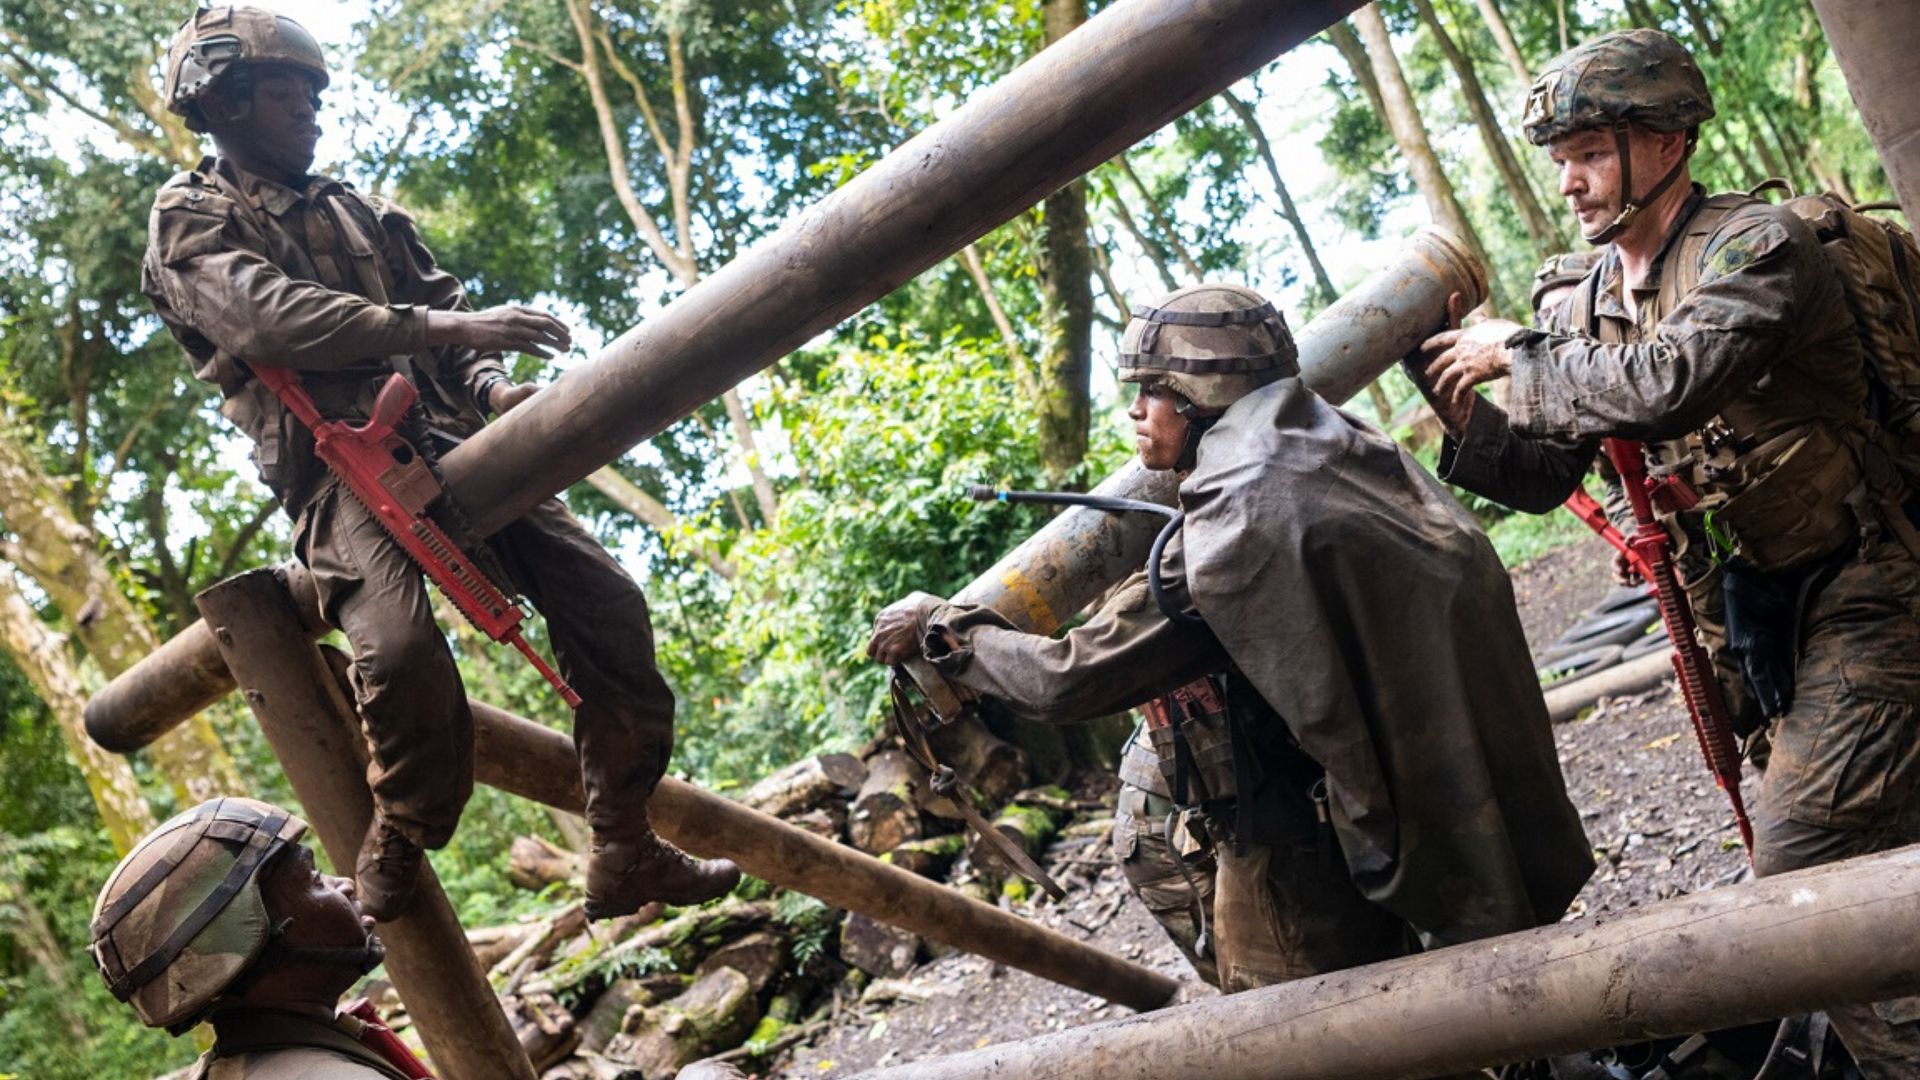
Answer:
(838, 911, 921, 977)
(694, 930, 788, 995)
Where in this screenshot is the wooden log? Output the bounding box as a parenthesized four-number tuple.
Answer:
(576, 978, 656, 1056)
(846, 847, 1920, 1080)
(195, 572, 536, 1080)
(966, 795, 1071, 874)
(848, 750, 922, 855)
(924, 722, 1030, 809)
(881, 834, 966, 880)
(528, 900, 776, 998)
(492, 903, 588, 995)
(510, 834, 586, 891)
(504, 992, 581, 1073)
(737, 753, 866, 819)
(786, 805, 846, 842)
(468, 702, 1179, 1011)
(470, 924, 538, 971)
(839, 911, 922, 978)
(603, 967, 759, 1078)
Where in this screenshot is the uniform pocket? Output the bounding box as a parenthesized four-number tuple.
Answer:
(1780, 658, 1920, 830)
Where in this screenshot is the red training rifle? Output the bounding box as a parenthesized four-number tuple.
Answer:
(1595, 438, 1753, 856)
(251, 364, 581, 709)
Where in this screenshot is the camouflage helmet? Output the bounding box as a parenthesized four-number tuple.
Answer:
(1529, 250, 1602, 313)
(1522, 29, 1714, 146)
(90, 797, 307, 1034)
(163, 6, 329, 132)
(1118, 284, 1298, 413)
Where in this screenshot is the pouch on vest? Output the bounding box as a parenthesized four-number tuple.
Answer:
(1144, 676, 1238, 808)
(1703, 421, 1859, 572)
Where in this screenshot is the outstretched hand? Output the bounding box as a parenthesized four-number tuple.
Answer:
(1404, 293, 1525, 436)
(431, 304, 573, 359)
(867, 603, 924, 666)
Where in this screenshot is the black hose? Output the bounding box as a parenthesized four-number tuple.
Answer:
(969, 486, 1204, 626)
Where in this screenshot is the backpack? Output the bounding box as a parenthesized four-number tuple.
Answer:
(1670, 183, 1920, 452)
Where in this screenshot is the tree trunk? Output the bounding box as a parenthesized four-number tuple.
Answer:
(0, 567, 154, 853)
(0, 429, 242, 806)
(507, 834, 585, 890)
(883, 833, 966, 879)
(1220, 91, 1339, 309)
(503, 992, 580, 1072)
(582, 466, 736, 577)
(0, 865, 90, 1042)
(1349, 6, 1515, 317)
(1324, 21, 1387, 118)
(839, 911, 922, 978)
(1036, 0, 1095, 489)
(959, 243, 1035, 395)
(1105, 181, 1182, 292)
(1116, 155, 1205, 282)
(1411, 0, 1566, 257)
(1471, 0, 1532, 84)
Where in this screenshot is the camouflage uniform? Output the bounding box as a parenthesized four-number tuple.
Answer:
(1116, 681, 1218, 986)
(1441, 29, 1920, 1075)
(894, 284, 1590, 993)
(142, 155, 676, 853)
(188, 1009, 409, 1080)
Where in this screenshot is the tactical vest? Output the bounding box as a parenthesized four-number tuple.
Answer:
(1566, 191, 1918, 572)
(175, 164, 475, 512)
(1135, 673, 1326, 851)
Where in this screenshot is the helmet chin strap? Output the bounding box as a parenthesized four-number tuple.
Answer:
(1584, 120, 1690, 246)
(1173, 400, 1220, 472)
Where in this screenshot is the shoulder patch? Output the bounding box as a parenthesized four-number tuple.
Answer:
(1701, 218, 1791, 284)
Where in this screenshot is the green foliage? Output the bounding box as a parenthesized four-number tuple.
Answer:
(659, 335, 1130, 785)
(0, 1, 1900, 1074)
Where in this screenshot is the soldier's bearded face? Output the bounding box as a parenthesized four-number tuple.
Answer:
(1128, 383, 1190, 472)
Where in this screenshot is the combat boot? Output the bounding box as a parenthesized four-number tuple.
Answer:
(584, 828, 741, 919)
(355, 814, 424, 922)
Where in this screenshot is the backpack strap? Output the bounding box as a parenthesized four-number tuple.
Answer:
(1657, 192, 1754, 319)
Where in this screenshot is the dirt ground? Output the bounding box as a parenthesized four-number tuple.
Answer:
(765, 536, 1752, 1078)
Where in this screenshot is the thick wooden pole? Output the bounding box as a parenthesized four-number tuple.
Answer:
(197, 569, 536, 1080)
(845, 846, 1920, 1079)
(1809, 0, 1920, 222)
(467, 700, 1179, 1012)
(440, 0, 1369, 537)
(84, 224, 1476, 753)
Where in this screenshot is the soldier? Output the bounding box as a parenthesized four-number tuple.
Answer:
(870, 284, 1591, 994)
(1531, 250, 1602, 332)
(141, 7, 738, 921)
(89, 798, 408, 1079)
(1415, 29, 1920, 1075)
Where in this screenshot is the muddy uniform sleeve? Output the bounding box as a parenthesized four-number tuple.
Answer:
(374, 201, 508, 411)
(1438, 401, 1599, 513)
(1504, 209, 1811, 441)
(907, 574, 1229, 724)
(145, 184, 427, 370)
